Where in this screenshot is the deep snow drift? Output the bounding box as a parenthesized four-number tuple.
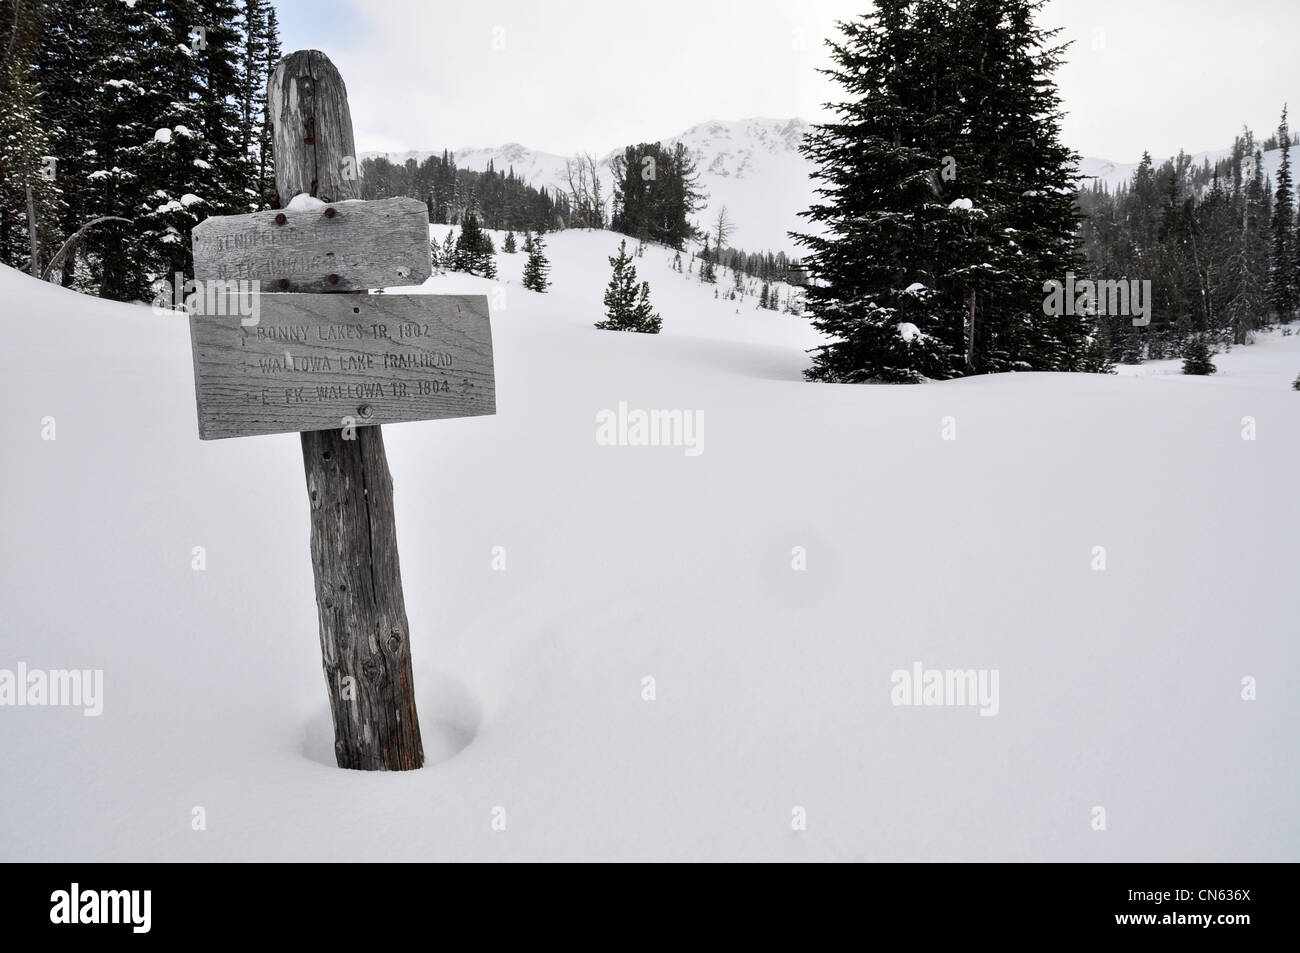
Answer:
(1, 229, 1297, 861)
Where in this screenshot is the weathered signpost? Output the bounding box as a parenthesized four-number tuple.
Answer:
(187, 50, 495, 770)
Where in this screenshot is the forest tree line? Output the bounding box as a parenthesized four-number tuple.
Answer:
(1078, 110, 1298, 364)
(0, 0, 281, 300)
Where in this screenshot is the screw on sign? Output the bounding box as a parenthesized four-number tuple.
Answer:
(186, 50, 497, 770)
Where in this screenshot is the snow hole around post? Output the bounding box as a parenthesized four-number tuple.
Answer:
(300, 670, 482, 769)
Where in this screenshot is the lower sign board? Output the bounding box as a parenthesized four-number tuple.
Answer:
(188, 293, 495, 439)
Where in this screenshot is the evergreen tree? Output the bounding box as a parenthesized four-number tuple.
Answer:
(134, 0, 212, 288)
(1270, 105, 1295, 320)
(610, 141, 703, 248)
(503, 229, 517, 253)
(259, 4, 281, 206)
(631, 280, 661, 332)
(793, 2, 953, 382)
(453, 213, 496, 277)
(795, 0, 1083, 383)
(1080, 332, 1116, 373)
(1226, 144, 1270, 344)
(1181, 336, 1217, 375)
(237, 0, 270, 209)
(3, 0, 278, 297)
(522, 231, 550, 292)
(0, 0, 60, 277)
(26, 0, 111, 287)
(597, 239, 660, 332)
(192, 0, 248, 214)
(441, 228, 455, 270)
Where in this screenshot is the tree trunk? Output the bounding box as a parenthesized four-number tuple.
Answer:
(269, 50, 423, 770)
(25, 184, 39, 278)
(966, 288, 977, 373)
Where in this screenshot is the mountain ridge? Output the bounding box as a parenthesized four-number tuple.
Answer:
(365, 119, 1292, 252)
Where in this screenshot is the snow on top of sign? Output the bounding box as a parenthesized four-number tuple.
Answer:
(285, 194, 328, 211)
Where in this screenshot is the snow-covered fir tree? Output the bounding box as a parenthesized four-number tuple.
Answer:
(795, 0, 1086, 383)
(2, 0, 280, 298)
(1269, 106, 1295, 320)
(522, 231, 550, 292)
(597, 239, 661, 333)
(453, 213, 496, 278)
(1182, 336, 1217, 375)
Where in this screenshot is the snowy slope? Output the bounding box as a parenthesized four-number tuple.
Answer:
(1, 236, 1298, 862)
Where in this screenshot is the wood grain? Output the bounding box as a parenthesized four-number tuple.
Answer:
(192, 197, 432, 292)
(267, 50, 359, 205)
(269, 49, 428, 771)
(189, 292, 495, 439)
(302, 424, 423, 771)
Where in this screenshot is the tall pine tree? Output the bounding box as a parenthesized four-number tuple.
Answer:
(596, 239, 660, 332)
(795, 0, 1083, 383)
(522, 231, 550, 292)
(1269, 105, 1295, 320)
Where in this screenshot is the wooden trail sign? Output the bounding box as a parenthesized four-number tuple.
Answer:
(189, 293, 495, 439)
(192, 196, 433, 292)
(185, 49, 496, 770)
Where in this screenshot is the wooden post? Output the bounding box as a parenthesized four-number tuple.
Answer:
(269, 50, 423, 770)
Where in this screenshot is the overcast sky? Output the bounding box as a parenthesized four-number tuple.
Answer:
(275, 0, 1298, 161)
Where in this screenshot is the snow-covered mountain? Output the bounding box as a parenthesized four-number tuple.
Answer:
(367, 119, 1292, 253)
(364, 118, 819, 254)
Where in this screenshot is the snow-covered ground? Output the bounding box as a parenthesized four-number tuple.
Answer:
(1, 230, 1297, 861)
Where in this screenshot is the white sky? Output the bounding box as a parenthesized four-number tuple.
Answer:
(277, 0, 1299, 161)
